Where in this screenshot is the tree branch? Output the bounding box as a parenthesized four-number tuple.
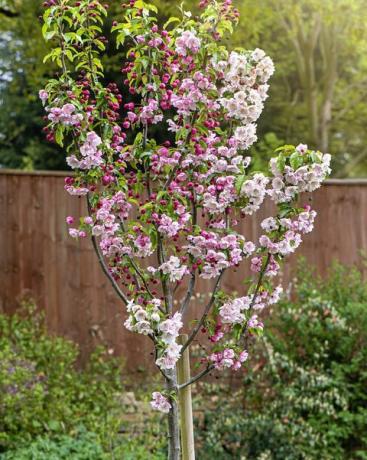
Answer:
(178, 364, 215, 390)
(87, 196, 129, 306)
(181, 270, 225, 354)
(0, 6, 18, 17)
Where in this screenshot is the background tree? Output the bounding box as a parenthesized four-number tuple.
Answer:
(1, 0, 367, 175)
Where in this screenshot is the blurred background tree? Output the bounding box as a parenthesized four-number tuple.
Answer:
(1, 0, 366, 175)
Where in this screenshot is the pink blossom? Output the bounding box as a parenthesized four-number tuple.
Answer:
(175, 30, 201, 56)
(39, 89, 48, 102)
(151, 392, 171, 413)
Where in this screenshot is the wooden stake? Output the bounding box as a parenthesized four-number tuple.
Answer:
(177, 334, 195, 460)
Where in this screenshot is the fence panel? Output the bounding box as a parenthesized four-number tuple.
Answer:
(1, 171, 366, 371)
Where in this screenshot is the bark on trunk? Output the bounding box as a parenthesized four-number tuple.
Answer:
(166, 368, 181, 460)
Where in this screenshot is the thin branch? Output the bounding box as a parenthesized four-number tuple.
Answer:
(249, 253, 271, 309)
(178, 364, 215, 390)
(0, 6, 18, 17)
(87, 196, 129, 306)
(181, 270, 225, 354)
(179, 197, 197, 315)
(89, 232, 129, 306)
(119, 219, 155, 299)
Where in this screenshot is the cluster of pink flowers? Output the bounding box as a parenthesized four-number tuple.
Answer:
(157, 214, 184, 238)
(67, 131, 103, 170)
(47, 103, 83, 126)
(139, 98, 163, 125)
(150, 147, 181, 174)
(209, 348, 248, 371)
(91, 193, 133, 257)
(171, 73, 216, 116)
(202, 175, 237, 214)
(186, 231, 255, 279)
(150, 391, 171, 413)
(219, 296, 251, 324)
(133, 233, 153, 258)
(175, 30, 201, 56)
(219, 285, 283, 326)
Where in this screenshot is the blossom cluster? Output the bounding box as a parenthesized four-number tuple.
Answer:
(217, 49, 275, 150)
(186, 231, 255, 279)
(150, 391, 171, 413)
(209, 348, 248, 371)
(47, 103, 83, 126)
(67, 131, 104, 170)
(125, 300, 183, 372)
(268, 145, 331, 203)
(39, 0, 331, 415)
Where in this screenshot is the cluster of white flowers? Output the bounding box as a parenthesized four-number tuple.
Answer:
(268, 146, 332, 203)
(124, 301, 183, 372)
(124, 298, 162, 335)
(240, 173, 270, 215)
(232, 124, 258, 150)
(158, 256, 188, 282)
(216, 49, 274, 151)
(155, 312, 183, 370)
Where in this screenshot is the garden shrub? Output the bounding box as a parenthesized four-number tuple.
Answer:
(0, 427, 108, 460)
(0, 302, 125, 453)
(196, 261, 367, 459)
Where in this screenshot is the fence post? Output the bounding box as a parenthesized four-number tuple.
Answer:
(177, 334, 195, 460)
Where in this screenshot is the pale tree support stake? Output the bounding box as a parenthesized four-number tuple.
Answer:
(177, 334, 195, 460)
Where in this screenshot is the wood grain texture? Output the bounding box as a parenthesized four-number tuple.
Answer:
(0, 171, 366, 372)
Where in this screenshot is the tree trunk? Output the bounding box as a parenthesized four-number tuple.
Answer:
(166, 368, 181, 460)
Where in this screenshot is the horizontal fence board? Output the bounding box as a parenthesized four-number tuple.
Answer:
(1, 171, 366, 372)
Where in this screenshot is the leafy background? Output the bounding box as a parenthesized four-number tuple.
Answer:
(1, 0, 367, 175)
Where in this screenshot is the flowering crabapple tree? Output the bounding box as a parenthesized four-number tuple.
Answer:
(39, 0, 331, 457)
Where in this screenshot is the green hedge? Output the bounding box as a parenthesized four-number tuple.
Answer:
(196, 261, 367, 459)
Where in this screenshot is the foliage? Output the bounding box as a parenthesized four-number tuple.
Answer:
(196, 261, 367, 459)
(235, 0, 367, 177)
(0, 427, 108, 460)
(1, 426, 167, 460)
(1, 0, 367, 175)
(0, 302, 125, 453)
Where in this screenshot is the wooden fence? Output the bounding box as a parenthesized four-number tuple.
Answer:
(1, 170, 366, 372)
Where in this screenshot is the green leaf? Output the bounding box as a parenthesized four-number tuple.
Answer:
(55, 126, 64, 147)
(289, 151, 303, 170)
(163, 17, 180, 29)
(235, 174, 247, 194)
